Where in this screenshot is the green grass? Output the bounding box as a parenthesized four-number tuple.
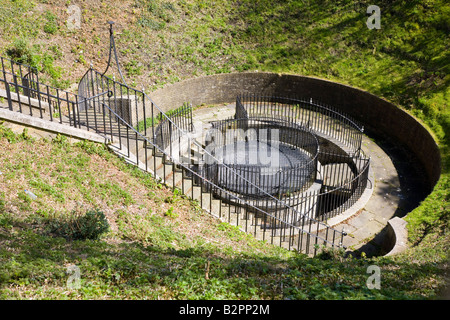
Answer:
(0, 125, 448, 299)
(0, 0, 448, 300)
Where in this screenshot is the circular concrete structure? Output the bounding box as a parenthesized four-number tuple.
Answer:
(214, 140, 315, 196)
(204, 117, 320, 199)
(150, 72, 441, 191)
(149, 72, 441, 254)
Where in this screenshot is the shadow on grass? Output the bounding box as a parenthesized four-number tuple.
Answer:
(0, 211, 447, 300)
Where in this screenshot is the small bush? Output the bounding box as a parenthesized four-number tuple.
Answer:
(6, 38, 64, 87)
(47, 209, 110, 241)
(6, 38, 37, 67)
(164, 206, 178, 218)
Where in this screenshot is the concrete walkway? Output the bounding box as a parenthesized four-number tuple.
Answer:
(336, 135, 401, 255)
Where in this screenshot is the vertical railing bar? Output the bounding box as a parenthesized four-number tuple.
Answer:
(90, 71, 99, 132)
(25, 66, 33, 114)
(47, 86, 53, 122)
(34, 75, 43, 119)
(99, 72, 107, 133)
(65, 91, 71, 126)
(108, 77, 116, 145)
(74, 94, 80, 128)
(10, 61, 23, 113)
(56, 88, 63, 124)
(1, 58, 12, 111)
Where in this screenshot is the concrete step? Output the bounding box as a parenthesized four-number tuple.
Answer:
(180, 176, 194, 198)
(164, 170, 184, 189)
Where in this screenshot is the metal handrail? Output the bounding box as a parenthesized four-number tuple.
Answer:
(99, 100, 345, 248)
(1, 55, 360, 253)
(139, 89, 346, 232)
(237, 94, 364, 154)
(240, 94, 365, 132)
(80, 68, 339, 232)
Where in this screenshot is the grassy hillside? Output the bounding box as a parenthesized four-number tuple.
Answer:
(0, 124, 447, 299)
(0, 0, 448, 299)
(0, 0, 447, 140)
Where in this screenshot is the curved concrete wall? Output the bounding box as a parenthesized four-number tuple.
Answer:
(382, 217, 409, 256)
(149, 72, 441, 190)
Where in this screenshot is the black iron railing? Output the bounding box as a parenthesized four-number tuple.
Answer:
(154, 103, 194, 151)
(204, 118, 319, 199)
(236, 94, 364, 156)
(0, 55, 364, 255)
(97, 99, 348, 255)
(203, 108, 371, 223)
(235, 94, 371, 221)
(76, 68, 351, 254)
(0, 56, 79, 127)
(316, 152, 371, 221)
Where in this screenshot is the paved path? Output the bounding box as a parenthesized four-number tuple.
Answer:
(337, 135, 401, 255)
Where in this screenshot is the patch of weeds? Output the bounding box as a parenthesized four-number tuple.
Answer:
(43, 11, 58, 35)
(98, 181, 134, 206)
(125, 165, 158, 190)
(148, 215, 183, 248)
(217, 222, 247, 241)
(41, 52, 62, 81)
(0, 126, 35, 144)
(136, 0, 177, 29)
(164, 188, 184, 204)
(75, 140, 110, 157)
(164, 206, 178, 218)
(0, 124, 29, 144)
(5, 38, 39, 69)
(20, 128, 34, 142)
(45, 208, 110, 241)
(146, 191, 156, 199)
(48, 44, 62, 59)
(125, 59, 143, 76)
(72, 153, 90, 168)
(29, 177, 65, 203)
(119, 211, 185, 249)
(16, 190, 33, 212)
(0, 193, 13, 229)
(34, 208, 54, 219)
(0, 211, 13, 229)
(0, 126, 18, 143)
(134, 117, 159, 132)
(51, 134, 70, 148)
(137, 17, 165, 30)
(0, 192, 5, 212)
(227, 258, 273, 277)
(6, 38, 64, 87)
